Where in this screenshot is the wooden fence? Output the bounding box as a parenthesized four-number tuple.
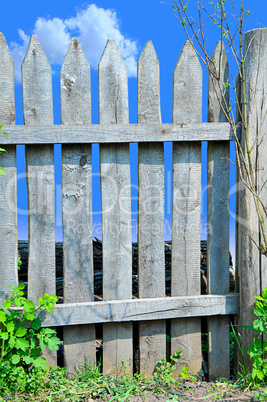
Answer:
(0, 28, 265, 380)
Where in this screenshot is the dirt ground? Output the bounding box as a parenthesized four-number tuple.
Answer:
(85, 381, 266, 401)
(124, 381, 266, 401)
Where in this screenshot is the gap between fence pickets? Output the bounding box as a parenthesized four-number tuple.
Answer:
(0, 122, 237, 144)
(11, 294, 239, 327)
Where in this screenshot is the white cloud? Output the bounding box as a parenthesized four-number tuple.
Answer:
(10, 4, 138, 81)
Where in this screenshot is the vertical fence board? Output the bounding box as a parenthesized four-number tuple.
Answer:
(22, 35, 56, 367)
(0, 33, 17, 301)
(138, 41, 166, 376)
(61, 38, 96, 373)
(171, 41, 202, 376)
(238, 28, 267, 362)
(99, 40, 133, 374)
(207, 42, 230, 380)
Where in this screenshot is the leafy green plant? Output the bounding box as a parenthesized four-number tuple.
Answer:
(18, 256, 22, 271)
(0, 284, 61, 373)
(0, 122, 8, 175)
(153, 351, 181, 390)
(240, 287, 267, 385)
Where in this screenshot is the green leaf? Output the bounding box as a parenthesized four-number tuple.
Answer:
(47, 336, 61, 351)
(41, 328, 56, 335)
(253, 319, 266, 333)
(30, 347, 41, 356)
(4, 299, 12, 309)
(49, 295, 58, 303)
(254, 338, 262, 349)
(6, 321, 15, 333)
(15, 327, 27, 337)
(8, 335, 15, 348)
(11, 354, 21, 365)
(14, 298, 23, 307)
(32, 317, 41, 330)
(23, 356, 33, 365)
(15, 338, 29, 351)
(32, 356, 47, 370)
(262, 288, 267, 299)
(0, 148, 7, 152)
(23, 299, 35, 313)
(38, 297, 44, 306)
(256, 370, 264, 380)
(0, 332, 9, 340)
(26, 313, 36, 321)
(0, 311, 7, 323)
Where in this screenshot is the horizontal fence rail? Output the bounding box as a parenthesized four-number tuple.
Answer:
(0, 122, 237, 144)
(12, 294, 239, 327)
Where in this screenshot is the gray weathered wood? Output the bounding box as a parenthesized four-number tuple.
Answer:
(0, 122, 235, 144)
(138, 41, 166, 376)
(238, 28, 267, 363)
(171, 41, 202, 377)
(0, 33, 18, 301)
(99, 40, 132, 374)
(207, 41, 230, 380)
(61, 38, 96, 373)
(22, 35, 56, 368)
(22, 294, 240, 327)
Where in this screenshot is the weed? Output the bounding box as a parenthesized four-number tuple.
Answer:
(0, 284, 61, 395)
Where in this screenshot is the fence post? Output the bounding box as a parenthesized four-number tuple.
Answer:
(237, 28, 267, 363)
(207, 41, 230, 380)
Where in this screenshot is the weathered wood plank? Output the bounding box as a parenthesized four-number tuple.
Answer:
(27, 294, 240, 327)
(138, 41, 166, 376)
(99, 40, 132, 374)
(22, 35, 56, 368)
(207, 41, 230, 380)
(0, 33, 18, 301)
(238, 28, 267, 364)
(171, 41, 202, 377)
(0, 122, 235, 144)
(61, 38, 96, 373)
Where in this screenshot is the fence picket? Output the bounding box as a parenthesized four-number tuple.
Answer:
(22, 35, 56, 367)
(99, 40, 133, 375)
(207, 41, 230, 380)
(0, 33, 18, 301)
(171, 41, 202, 376)
(61, 38, 96, 372)
(137, 41, 166, 376)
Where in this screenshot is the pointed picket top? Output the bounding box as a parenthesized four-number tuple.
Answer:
(22, 35, 53, 125)
(208, 41, 229, 122)
(137, 41, 161, 124)
(173, 41, 202, 124)
(99, 39, 129, 124)
(61, 38, 91, 125)
(0, 33, 15, 124)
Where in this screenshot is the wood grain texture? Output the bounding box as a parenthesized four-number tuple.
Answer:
(137, 41, 166, 376)
(22, 35, 56, 368)
(0, 122, 235, 144)
(238, 28, 267, 362)
(0, 33, 18, 301)
(99, 40, 132, 374)
(61, 38, 96, 373)
(171, 41, 202, 376)
(207, 41, 230, 380)
(27, 294, 240, 327)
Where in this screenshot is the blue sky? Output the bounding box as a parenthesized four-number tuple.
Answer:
(1, 0, 267, 263)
